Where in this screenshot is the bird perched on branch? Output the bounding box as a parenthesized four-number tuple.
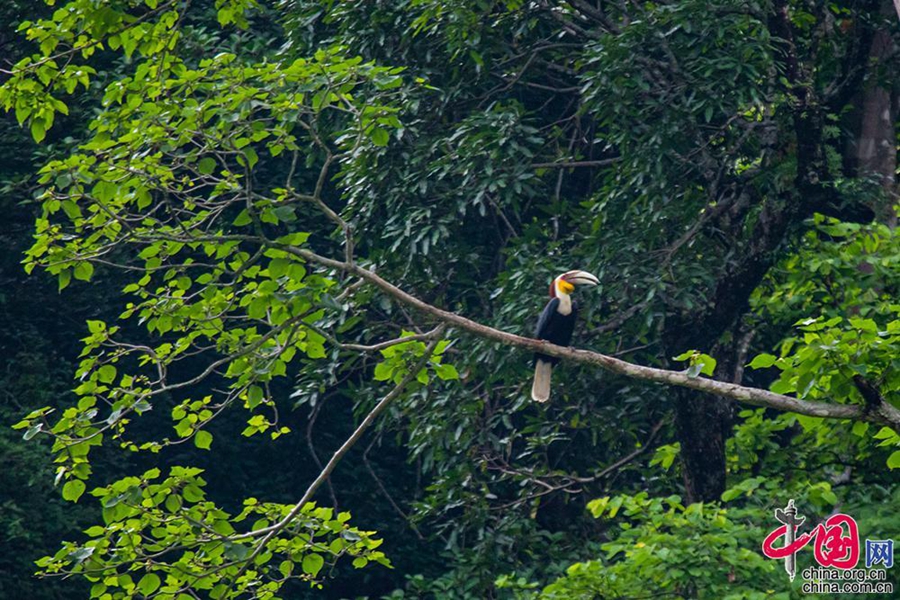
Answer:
(531, 270, 599, 402)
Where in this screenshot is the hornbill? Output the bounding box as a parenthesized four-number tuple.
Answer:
(531, 270, 599, 402)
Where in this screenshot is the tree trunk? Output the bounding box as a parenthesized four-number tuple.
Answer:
(671, 0, 897, 503)
(672, 391, 731, 502)
(847, 1, 898, 225)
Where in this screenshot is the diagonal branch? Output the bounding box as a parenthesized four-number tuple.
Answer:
(230, 330, 445, 562)
(308, 323, 444, 352)
(273, 244, 900, 431)
(531, 158, 620, 169)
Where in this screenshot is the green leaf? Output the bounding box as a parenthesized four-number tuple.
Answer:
(302, 553, 324, 577)
(195, 430, 213, 450)
(268, 258, 289, 278)
(244, 147, 259, 169)
(795, 414, 822, 431)
(672, 350, 695, 362)
(31, 118, 46, 143)
(279, 560, 293, 577)
(92, 181, 117, 203)
(874, 427, 895, 439)
(888, 450, 900, 469)
(58, 269, 71, 292)
(233, 210, 252, 226)
(271, 205, 296, 223)
(369, 127, 390, 146)
(182, 484, 205, 503)
(697, 354, 716, 376)
(137, 573, 161, 595)
(97, 364, 117, 384)
(586, 497, 609, 518)
(197, 157, 216, 175)
(74, 261, 94, 282)
(721, 488, 741, 502)
(165, 494, 182, 512)
(62, 480, 86, 502)
(606, 495, 624, 518)
(748, 353, 777, 369)
(87, 320, 106, 334)
(373, 362, 392, 381)
(69, 546, 95, 563)
(433, 363, 459, 380)
(246, 385, 264, 409)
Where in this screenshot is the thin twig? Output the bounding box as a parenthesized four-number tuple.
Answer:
(229, 330, 445, 574)
(362, 436, 425, 540)
(531, 158, 620, 169)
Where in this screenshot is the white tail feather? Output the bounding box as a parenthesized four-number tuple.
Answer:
(531, 360, 552, 402)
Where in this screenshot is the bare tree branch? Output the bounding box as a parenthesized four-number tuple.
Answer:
(274, 244, 900, 431)
(363, 436, 425, 540)
(308, 324, 444, 352)
(230, 330, 445, 565)
(531, 158, 620, 169)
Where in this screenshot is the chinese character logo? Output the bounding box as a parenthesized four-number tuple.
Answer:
(867, 540, 894, 568)
(762, 499, 860, 579)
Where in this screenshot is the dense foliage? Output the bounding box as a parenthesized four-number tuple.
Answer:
(2, 1, 899, 599)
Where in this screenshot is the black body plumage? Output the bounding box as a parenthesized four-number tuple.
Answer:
(533, 297, 578, 365)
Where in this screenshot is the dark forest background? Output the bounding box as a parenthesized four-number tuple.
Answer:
(2, 1, 900, 599)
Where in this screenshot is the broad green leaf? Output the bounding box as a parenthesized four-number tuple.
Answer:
(197, 157, 216, 175)
(97, 365, 117, 384)
(369, 127, 390, 146)
(195, 430, 213, 450)
(74, 262, 94, 282)
(62, 480, 86, 502)
(697, 354, 716, 376)
(433, 363, 459, 380)
(888, 451, 900, 469)
(302, 553, 324, 577)
(31, 118, 46, 143)
(137, 573, 161, 595)
(748, 353, 778, 369)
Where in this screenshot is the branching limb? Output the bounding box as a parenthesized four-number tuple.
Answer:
(275, 244, 900, 431)
(363, 436, 425, 540)
(310, 324, 444, 352)
(487, 419, 666, 511)
(531, 158, 620, 169)
(230, 330, 445, 567)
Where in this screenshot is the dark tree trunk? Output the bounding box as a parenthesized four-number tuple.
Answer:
(846, 2, 898, 224)
(667, 0, 896, 504)
(672, 390, 732, 502)
(663, 198, 808, 502)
